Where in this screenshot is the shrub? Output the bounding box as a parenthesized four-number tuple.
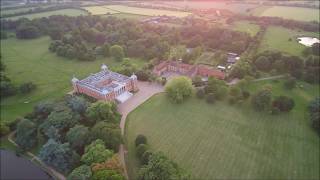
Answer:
(272, 96, 295, 112)
(19, 82, 36, 94)
(206, 93, 215, 104)
(135, 134, 147, 147)
(271, 107, 281, 115)
(251, 89, 272, 111)
(0, 122, 10, 137)
(284, 77, 296, 90)
(136, 144, 149, 159)
(242, 90, 250, 99)
(141, 151, 153, 165)
(67, 165, 92, 180)
(228, 96, 237, 105)
(196, 88, 205, 99)
(136, 70, 150, 81)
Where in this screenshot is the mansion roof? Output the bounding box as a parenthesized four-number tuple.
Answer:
(74, 68, 132, 95)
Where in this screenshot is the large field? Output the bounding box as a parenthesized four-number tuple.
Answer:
(83, 5, 191, 17)
(231, 21, 260, 37)
(139, 1, 257, 14)
(125, 80, 319, 179)
(259, 26, 320, 57)
(4, 9, 88, 20)
(0, 37, 145, 123)
(83, 6, 119, 15)
(253, 6, 319, 22)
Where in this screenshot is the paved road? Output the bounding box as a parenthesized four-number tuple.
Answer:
(117, 81, 164, 180)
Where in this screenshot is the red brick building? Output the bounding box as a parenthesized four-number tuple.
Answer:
(72, 64, 138, 103)
(153, 61, 225, 80)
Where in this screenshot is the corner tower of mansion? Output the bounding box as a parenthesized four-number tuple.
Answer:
(72, 64, 138, 103)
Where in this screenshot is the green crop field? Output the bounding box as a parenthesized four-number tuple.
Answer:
(253, 6, 319, 22)
(4, 9, 88, 20)
(83, 6, 119, 15)
(0, 36, 145, 123)
(104, 5, 191, 17)
(231, 21, 260, 37)
(259, 26, 319, 57)
(125, 80, 319, 179)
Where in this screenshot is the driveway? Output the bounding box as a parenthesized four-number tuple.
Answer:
(117, 81, 164, 180)
(118, 81, 164, 135)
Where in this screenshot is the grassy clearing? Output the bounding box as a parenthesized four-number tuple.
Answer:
(195, 52, 216, 66)
(83, 6, 119, 15)
(231, 21, 260, 37)
(125, 80, 319, 179)
(5, 9, 88, 20)
(259, 26, 319, 57)
(156, 1, 257, 14)
(102, 13, 149, 20)
(104, 5, 191, 17)
(1, 7, 36, 16)
(0, 36, 145, 123)
(256, 6, 319, 22)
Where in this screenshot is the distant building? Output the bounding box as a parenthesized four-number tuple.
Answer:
(153, 61, 225, 80)
(227, 52, 240, 64)
(72, 64, 138, 103)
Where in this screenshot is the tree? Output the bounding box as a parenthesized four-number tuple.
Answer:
(102, 43, 110, 57)
(110, 45, 125, 61)
(136, 144, 149, 159)
(19, 82, 36, 94)
(165, 76, 193, 103)
(229, 86, 242, 100)
(15, 119, 37, 150)
(40, 107, 80, 139)
(0, 81, 16, 97)
(308, 97, 320, 134)
(254, 56, 271, 72)
(192, 76, 203, 87)
(139, 152, 190, 180)
(86, 101, 119, 124)
(39, 139, 80, 174)
(251, 89, 272, 111)
(33, 101, 54, 119)
(135, 134, 147, 147)
(92, 154, 124, 175)
(66, 125, 89, 153)
(141, 151, 153, 165)
(272, 96, 295, 112)
(89, 122, 122, 151)
(65, 96, 89, 115)
(67, 165, 92, 180)
(16, 24, 40, 39)
(92, 169, 124, 180)
(81, 139, 114, 166)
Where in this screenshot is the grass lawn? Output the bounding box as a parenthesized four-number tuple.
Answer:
(103, 5, 191, 18)
(195, 52, 217, 66)
(125, 80, 319, 179)
(258, 26, 320, 57)
(0, 36, 145, 123)
(255, 6, 319, 22)
(4, 9, 88, 20)
(83, 6, 119, 15)
(102, 13, 150, 20)
(231, 21, 260, 37)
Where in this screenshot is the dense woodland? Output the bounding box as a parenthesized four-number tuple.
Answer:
(1, 15, 252, 61)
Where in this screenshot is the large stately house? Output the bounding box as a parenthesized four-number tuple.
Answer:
(153, 61, 225, 80)
(72, 64, 138, 103)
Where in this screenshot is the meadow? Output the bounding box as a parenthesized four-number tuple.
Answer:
(254, 6, 319, 22)
(231, 21, 260, 37)
(85, 5, 191, 17)
(0, 36, 145, 123)
(143, 1, 257, 14)
(83, 6, 119, 15)
(125, 80, 319, 179)
(259, 26, 320, 57)
(4, 9, 88, 20)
